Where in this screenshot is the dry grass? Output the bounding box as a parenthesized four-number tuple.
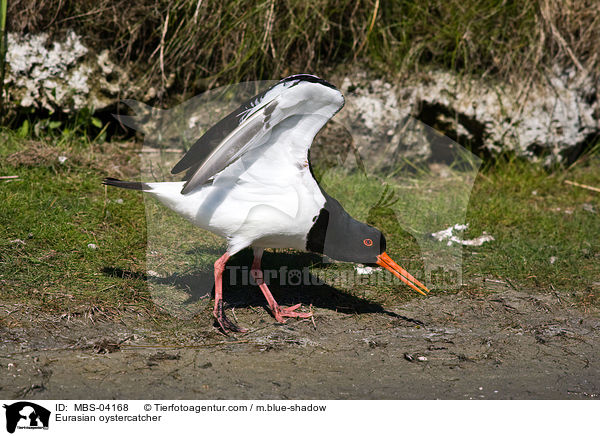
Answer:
(3, 134, 141, 179)
(8, 0, 600, 99)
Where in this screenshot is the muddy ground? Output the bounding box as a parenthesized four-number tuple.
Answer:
(1, 280, 599, 400)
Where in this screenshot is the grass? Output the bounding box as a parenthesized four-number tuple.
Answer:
(0, 131, 149, 315)
(0, 130, 598, 318)
(466, 157, 600, 298)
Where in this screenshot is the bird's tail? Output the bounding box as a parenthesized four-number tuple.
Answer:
(102, 177, 152, 191)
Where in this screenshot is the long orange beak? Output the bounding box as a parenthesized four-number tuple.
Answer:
(376, 252, 430, 296)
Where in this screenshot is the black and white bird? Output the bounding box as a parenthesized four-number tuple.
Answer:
(104, 74, 430, 333)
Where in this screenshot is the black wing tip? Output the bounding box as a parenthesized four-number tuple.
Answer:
(171, 162, 184, 174)
(280, 74, 338, 90)
(102, 177, 150, 191)
(179, 175, 213, 195)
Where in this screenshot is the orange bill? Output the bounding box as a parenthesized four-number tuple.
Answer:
(376, 252, 430, 296)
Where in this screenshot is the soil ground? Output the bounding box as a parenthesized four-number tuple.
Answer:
(2, 280, 598, 400)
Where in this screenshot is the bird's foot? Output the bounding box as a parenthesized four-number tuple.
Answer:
(213, 300, 248, 334)
(272, 303, 313, 323)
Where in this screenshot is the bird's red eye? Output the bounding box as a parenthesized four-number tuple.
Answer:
(363, 238, 373, 247)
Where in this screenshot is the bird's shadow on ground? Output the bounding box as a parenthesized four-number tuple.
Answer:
(103, 249, 422, 324)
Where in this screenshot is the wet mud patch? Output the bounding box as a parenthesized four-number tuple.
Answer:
(1, 284, 599, 399)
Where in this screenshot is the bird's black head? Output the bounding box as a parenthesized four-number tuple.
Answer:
(306, 194, 386, 264)
(306, 190, 430, 296)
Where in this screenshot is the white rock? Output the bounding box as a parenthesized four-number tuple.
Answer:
(147, 270, 163, 278)
(355, 265, 382, 275)
(431, 223, 494, 246)
(5, 31, 135, 113)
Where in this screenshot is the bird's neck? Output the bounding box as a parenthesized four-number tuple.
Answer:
(306, 190, 365, 262)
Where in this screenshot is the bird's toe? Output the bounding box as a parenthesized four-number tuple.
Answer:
(213, 303, 248, 334)
(272, 304, 313, 323)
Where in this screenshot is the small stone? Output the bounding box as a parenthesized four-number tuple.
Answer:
(582, 203, 596, 214)
(355, 265, 375, 275)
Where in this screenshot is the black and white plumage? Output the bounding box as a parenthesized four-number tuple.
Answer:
(104, 74, 430, 333)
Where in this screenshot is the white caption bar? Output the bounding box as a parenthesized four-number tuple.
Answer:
(0, 400, 594, 435)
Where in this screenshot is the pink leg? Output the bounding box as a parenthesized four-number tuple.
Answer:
(251, 248, 313, 323)
(213, 252, 247, 333)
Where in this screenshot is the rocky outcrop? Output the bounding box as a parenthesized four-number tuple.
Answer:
(5, 30, 137, 113)
(338, 70, 599, 166)
(4, 30, 598, 164)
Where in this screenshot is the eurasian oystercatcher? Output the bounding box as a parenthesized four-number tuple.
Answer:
(104, 74, 430, 333)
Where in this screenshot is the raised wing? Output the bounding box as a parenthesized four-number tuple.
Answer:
(172, 74, 344, 194)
